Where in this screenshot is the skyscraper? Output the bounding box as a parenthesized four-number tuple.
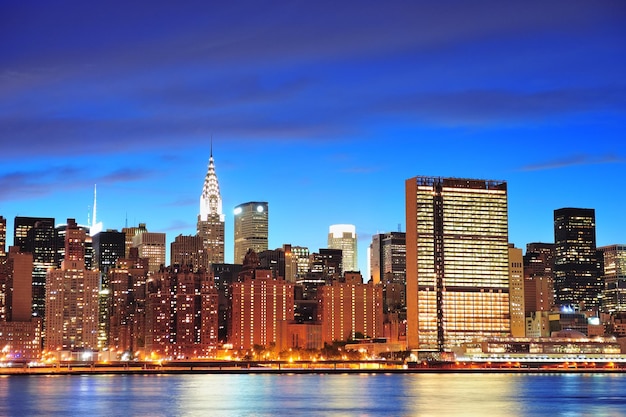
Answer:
(405, 176, 510, 352)
(0, 216, 6, 259)
(328, 224, 358, 272)
(317, 272, 383, 343)
(92, 230, 126, 349)
(599, 244, 626, 314)
(122, 223, 148, 258)
(133, 232, 166, 273)
(145, 265, 218, 359)
(171, 234, 208, 271)
(509, 244, 525, 337)
(13, 216, 56, 319)
(523, 242, 555, 314)
(228, 252, 294, 350)
(553, 208, 601, 311)
(370, 232, 407, 313)
(197, 148, 225, 265)
(45, 219, 99, 351)
(233, 202, 268, 264)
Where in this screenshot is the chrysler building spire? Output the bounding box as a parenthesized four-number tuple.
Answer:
(197, 142, 226, 265)
(199, 146, 224, 222)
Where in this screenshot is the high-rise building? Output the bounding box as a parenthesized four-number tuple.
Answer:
(228, 252, 294, 350)
(509, 244, 525, 337)
(0, 247, 42, 359)
(13, 216, 56, 319)
(233, 202, 268, 264)
(405, 176, 510, 352)
(92, 230, 126, 349)
(122, 223, 148, 258)
(369, 232, 406, 312)
(258, 248, 286, 279)
(1, 247, 34, 322)
(93, 230, 126, 274)
(197, 148, 225, 265)
(55, 221, 93, 270)
(107, 248, 149, 353)
(171, 234, 208, 271)
(211, 263, 243, 343)
(600, 244, 626, 314)
(523, 243, 555, 314)
(0, 216, 6, 259)
(317, 272, 383, 343)
(328, 224, 358, 272)
(45, 219, 99, 351)
(145, 265, 218, 359)
(133, 232, 166, 273)
(553, 208, 601, 311)
(287, 245, 310, 280)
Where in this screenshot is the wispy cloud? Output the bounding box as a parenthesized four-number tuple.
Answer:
(520, 153, 625, 171)
(163, 220, 195, 232)
(0, 166, 157, 202)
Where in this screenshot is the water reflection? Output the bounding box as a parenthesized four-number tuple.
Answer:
(1, 373, 626, 416)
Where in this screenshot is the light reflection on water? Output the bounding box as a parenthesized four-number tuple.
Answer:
(1, 373, 625, 416)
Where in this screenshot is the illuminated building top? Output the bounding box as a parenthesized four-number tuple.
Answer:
(199, 145, 224, 222)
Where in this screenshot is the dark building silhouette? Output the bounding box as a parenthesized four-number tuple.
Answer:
(553, 208, 602, 312)
(211, 263, 243, 342)
(13, 216, 56, 319)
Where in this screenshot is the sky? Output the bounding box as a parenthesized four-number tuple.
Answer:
(1, 0, 625, 274)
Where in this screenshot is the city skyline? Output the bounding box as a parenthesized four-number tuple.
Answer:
(1, 1, 625, 274)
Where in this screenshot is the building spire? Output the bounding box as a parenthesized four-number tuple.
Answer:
(199, 141, 223, 221)
(89, 184, 103, 236)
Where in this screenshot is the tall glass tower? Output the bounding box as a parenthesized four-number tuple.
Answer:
(197, 146, 225, 265)
(405, 176, 510, 352)
(233, 202, 268, 264)
(328, 224, 358, 272)
(553, 208, 601, 311)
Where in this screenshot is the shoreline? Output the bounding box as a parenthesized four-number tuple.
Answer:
(2, 365, 626, 376)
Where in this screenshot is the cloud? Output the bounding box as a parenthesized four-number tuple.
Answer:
(0, 166, 157, 202)
(375, 87, 626, 126)
(520, 153, 625, 171)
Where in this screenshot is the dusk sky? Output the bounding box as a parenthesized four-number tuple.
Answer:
(1, 1, 624, 273)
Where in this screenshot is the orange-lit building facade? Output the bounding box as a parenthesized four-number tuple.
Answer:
(0, 247, 42, 360)
(145, 266, 218, 359)
(523, 242, 555, 313)
(45, 219, 99, 351)
(317, 273, 384, 343)
(108, 248, 149, 354)
(405, 177, 510, 352)
(509, 244, 525, 337)
(228, 269, 294, 350)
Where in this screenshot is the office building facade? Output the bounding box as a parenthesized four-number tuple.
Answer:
(405, 176, 510, 352)
(523, 243, 555, 314)
(133, 232, 166, 273)
(509, 244, 525, 337)
(328, 224, 358, 272)
(600, 244, 626, 314)
(13, 216, 56, 319)
(233, 202, 268, 264)
(45, 219, 99, 351)
(553, 208, 601, 311)
(171, 234, 208, 271)
(317, 273, 383, 343)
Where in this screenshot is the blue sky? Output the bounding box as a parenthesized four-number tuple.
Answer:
(1, 1, 625, 274)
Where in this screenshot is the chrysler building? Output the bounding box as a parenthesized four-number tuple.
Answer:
(197, 145, 225, 265)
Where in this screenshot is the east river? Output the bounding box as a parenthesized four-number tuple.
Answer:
(1, 373, 625, 416)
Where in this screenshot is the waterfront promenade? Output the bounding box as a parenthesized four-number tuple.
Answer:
(2, 359, 626, 376)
